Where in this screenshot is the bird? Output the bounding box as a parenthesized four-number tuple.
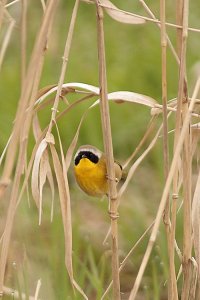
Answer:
(74, 145, 123, 197)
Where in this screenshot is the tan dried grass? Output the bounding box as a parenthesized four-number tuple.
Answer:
(0, 0, 200, 299)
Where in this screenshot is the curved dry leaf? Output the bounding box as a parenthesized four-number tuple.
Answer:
(53, 123, 88, 299)
(33, 114, 42, 141)
(39, 150, 55, 224)
(50, 145, 71, 260)
(59, 82, 99, 95)
(35, 82, 99, 106)
(31, 139, 48, 208)
(99, 0, 145, 24)
(65, 112, 88, 171)
(91, 91, 157, 109)
(37, 84, 57, 99)
(46, 164, 55, 222)
(108, 91, 157, 107)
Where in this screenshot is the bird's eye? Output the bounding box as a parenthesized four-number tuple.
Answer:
(88, 152, 99, 164)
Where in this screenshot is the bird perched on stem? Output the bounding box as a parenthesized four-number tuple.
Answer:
(74, 145, 123, 197)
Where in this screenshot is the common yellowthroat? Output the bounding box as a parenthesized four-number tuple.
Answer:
(74, 145, 122, 197)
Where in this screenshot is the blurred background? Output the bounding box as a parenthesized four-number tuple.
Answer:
(0, 0, 200, 299)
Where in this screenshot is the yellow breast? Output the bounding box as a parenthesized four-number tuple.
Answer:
(74, 158, 108, 197)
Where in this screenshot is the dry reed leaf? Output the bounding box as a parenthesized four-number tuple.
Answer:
(32, 115, 55, 222)
(0, 1, 59, 293)
(16, 130, 47, 211)
(31, 139, 48, 209)
(108, 91, 157, 107)
(50, 142, 88, 300)
(65, 113, 87, 171)
(36, 84, 57, 99)
(91, 91, 157, 110)
(0, 0, 59, 204)
(33, 114, 55, 221)
(98, 0, 145, 24)
(49, 144, 70, 259)
(39, 151, 54, 224)
(32, 114, 43, 141)
(0, 17, 15, 71)
(35, 82, 99, 106)
(53, 122, 88, 299)
(35, 83, 157, 115)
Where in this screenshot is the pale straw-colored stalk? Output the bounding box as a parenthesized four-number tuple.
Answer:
(0, 0, 58, 195)
(0, 0, 7, 31)
(101, 222, 154, 299)
(84, 0, 200, 33)
(0, 0, 59, 293)
(95, 2, 121, 299)
(160, 0, 178, 298)
(171, 0, 185, 294)
(139, 0, 180, 65)
(128, 76, 200, 299)
(47, 0, 80, 133)
(176, 0, 193, 298)
(0, 10, 15, 72)
(20, 0, 27, 87)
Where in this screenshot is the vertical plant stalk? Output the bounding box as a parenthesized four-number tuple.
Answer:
(95, 2, 121, 299)
(160, 1, 179, 299)
(176, 0, 192, 297)
(160, 0, 169, 242)
(0, 0, 7, 32)
(0, 0, 57, 195)
(128, 77, 200, 300)
(44, 1, 81, 291)
(47, 0, 80, 133)
(101, 222, 154, 299)
(0, 0, 58, 294)
(0, 10, 15, 72)
(20, 0, 27, 87)
(171, 1, 185, 299)
(139, 0, 180, 64)
(176, 0, 184, 58)
(178, 0, 192, 298)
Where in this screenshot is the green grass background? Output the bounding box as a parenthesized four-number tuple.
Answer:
(1, 0, 200, 299)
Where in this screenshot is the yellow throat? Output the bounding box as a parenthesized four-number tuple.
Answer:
(74, 157, 108, 197)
